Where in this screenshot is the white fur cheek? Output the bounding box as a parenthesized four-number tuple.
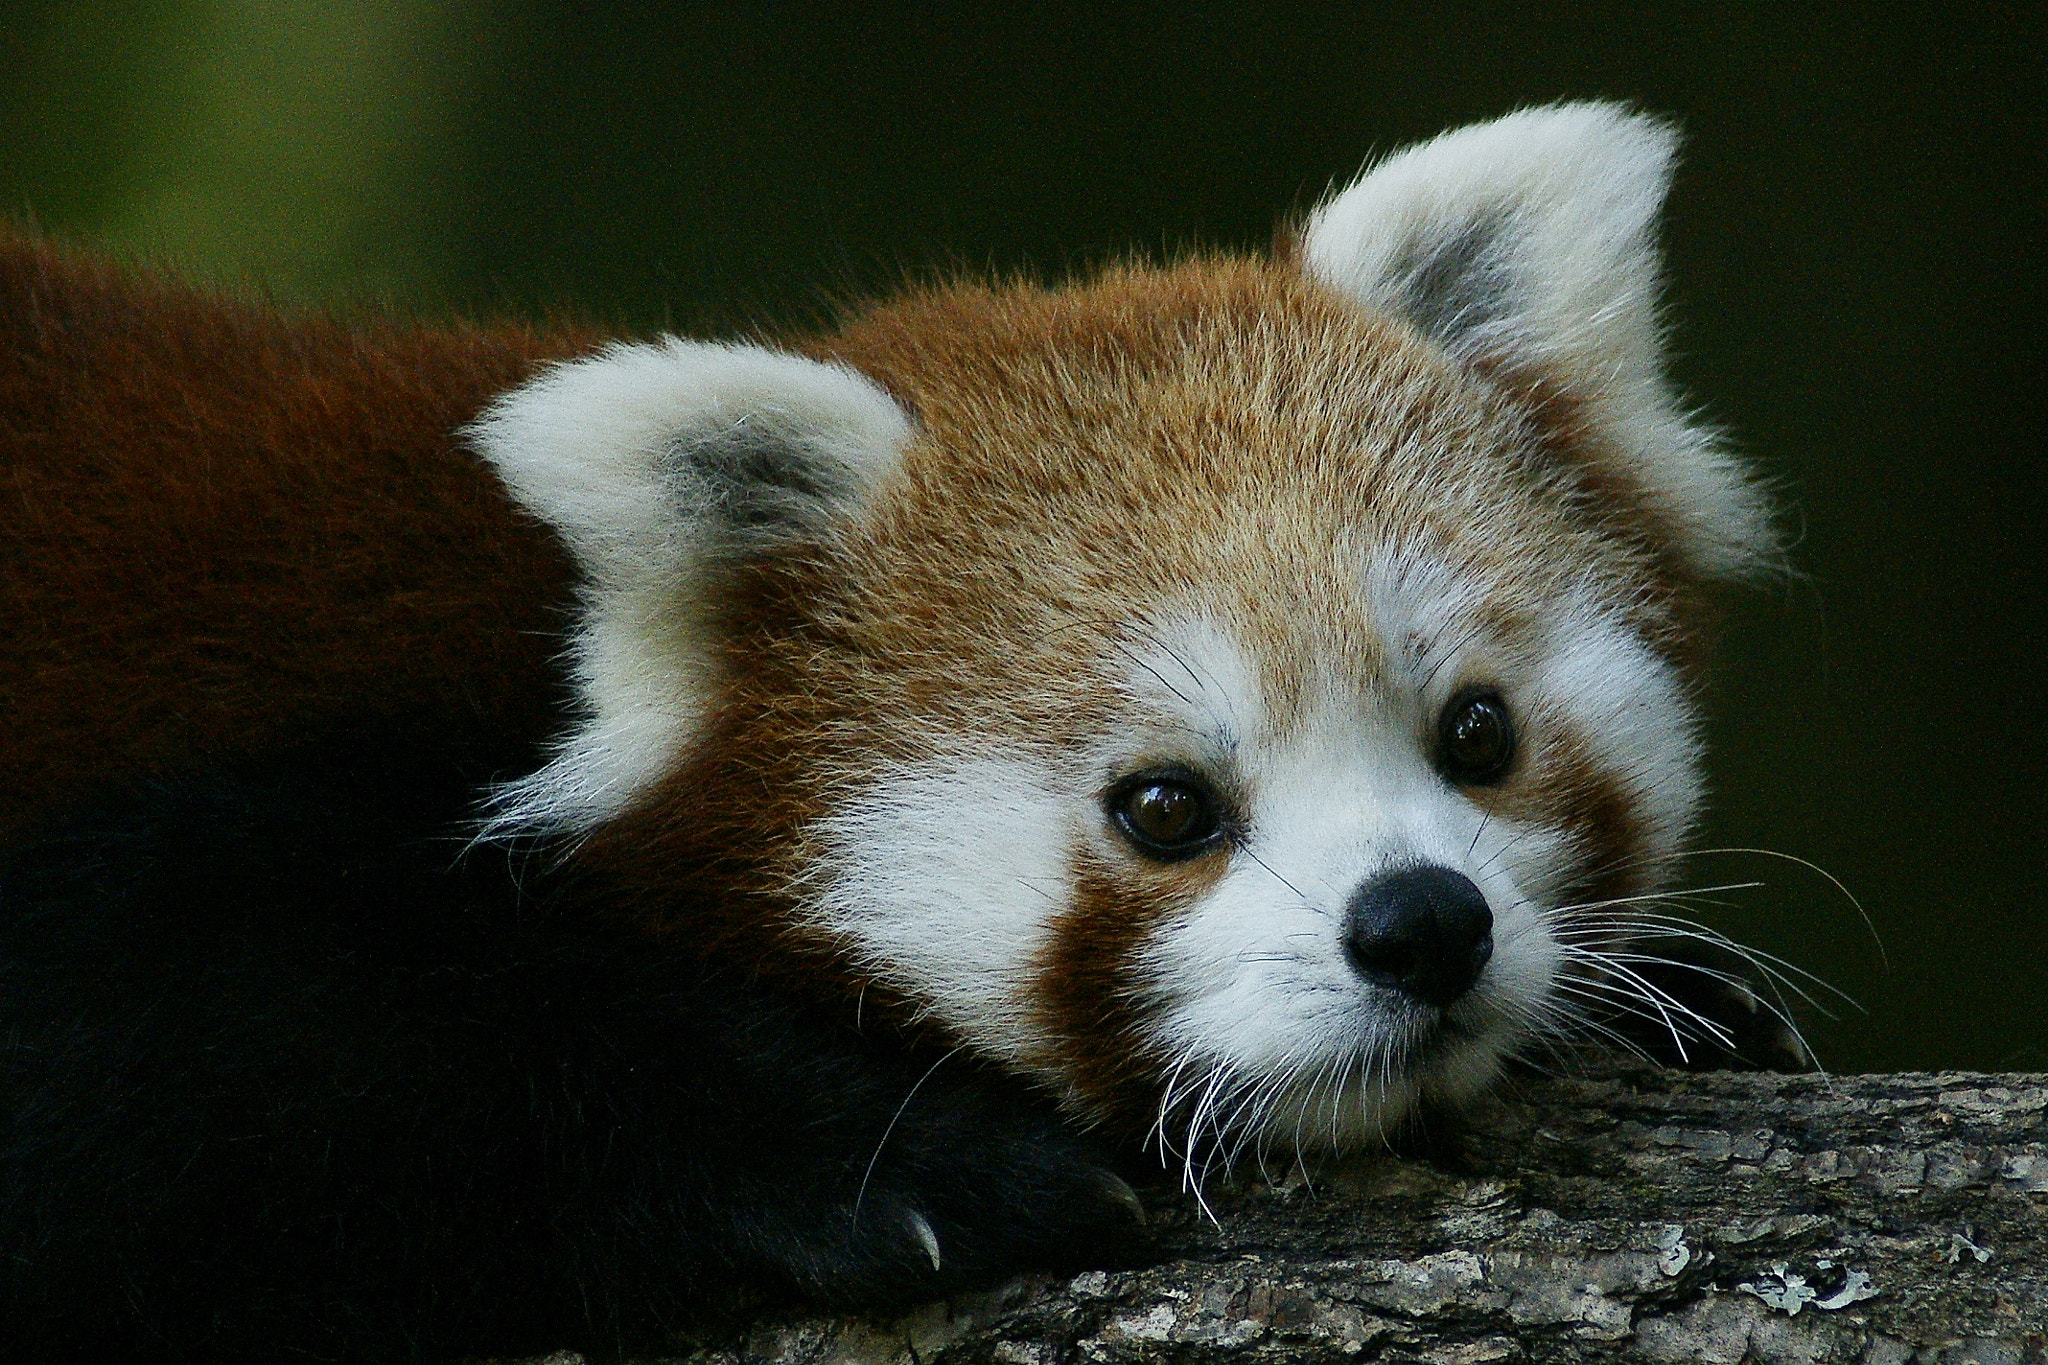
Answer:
(1139, 860, 1355, 1073)
(795, 754, 1074, 1066)
(1463, 862, 1566, 1045)
(1136, 861, 1390, 1149)
(1136, 856, 1451, 1152)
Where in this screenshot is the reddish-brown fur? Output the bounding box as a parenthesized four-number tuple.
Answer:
(0, 232, 594, 837)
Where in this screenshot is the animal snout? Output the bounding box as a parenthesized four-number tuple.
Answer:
(1343, 865, 1495, 1008)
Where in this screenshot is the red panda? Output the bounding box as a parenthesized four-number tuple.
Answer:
(0, 105, 1794, 1362)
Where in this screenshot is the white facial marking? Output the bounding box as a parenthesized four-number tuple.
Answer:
(1108, 614, 1267, 773)
(1141, 698, 1545, 1153)
(799, 751, 1074, 1065)
(1363, 542, 1500, 698)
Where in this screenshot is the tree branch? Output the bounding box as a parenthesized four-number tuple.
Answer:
(533, 1067, 2048, 1364)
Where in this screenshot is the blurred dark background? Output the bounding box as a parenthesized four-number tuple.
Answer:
(3, 3, 2041, 1073)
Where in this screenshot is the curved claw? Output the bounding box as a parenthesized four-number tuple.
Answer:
(906, 1209, 943, 1271)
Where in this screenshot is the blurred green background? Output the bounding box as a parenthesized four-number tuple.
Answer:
(4, 2, 2041, 1073)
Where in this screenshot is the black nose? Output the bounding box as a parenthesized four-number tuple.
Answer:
(1343, 865, 1495, 1008)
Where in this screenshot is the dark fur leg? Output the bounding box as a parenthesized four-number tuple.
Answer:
(0, 732, 1144, 1362)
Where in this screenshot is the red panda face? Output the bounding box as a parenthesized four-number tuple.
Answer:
(759, 263, 1706, 1150)
(469, 104, 1774, 1158)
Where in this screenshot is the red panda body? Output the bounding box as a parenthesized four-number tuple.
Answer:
(0, 106, 1797, 1362)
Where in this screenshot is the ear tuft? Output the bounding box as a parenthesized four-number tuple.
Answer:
(1303, 103, 1775, 581)
(467, 340, 912, 835)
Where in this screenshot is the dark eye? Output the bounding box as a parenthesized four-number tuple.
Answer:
(1437, 689, 1516, 785)
(1108, 772, 1226, 861)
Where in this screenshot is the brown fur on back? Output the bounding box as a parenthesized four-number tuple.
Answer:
(0, 233, 595, 836)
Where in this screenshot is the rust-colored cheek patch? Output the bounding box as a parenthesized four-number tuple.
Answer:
(1028, 845, 1228, 1132)
(1535, 724, 1653, 914)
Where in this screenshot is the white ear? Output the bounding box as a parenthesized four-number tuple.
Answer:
(468, 340, 913, 834)
(1303, 103, 1774, 580)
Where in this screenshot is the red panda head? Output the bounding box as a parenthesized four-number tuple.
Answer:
(469, 105, 1774, 1155)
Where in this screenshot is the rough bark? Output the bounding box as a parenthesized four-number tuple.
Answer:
(525, 1067, 2048, 1365)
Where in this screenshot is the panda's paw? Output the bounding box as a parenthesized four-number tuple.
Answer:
(870, 1164, 1148, 1279)
(759, 1083, 1152, 1309)
(833, 1159, 1150, 1307)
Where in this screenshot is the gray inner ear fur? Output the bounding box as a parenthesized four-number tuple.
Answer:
(466, 338, 913, 835)
(1384, 208, 1520, 355)
(669, 409, 868, 552)
(1302, 102, 1777, 580)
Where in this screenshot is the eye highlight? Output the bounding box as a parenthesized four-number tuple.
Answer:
(1107, 770, 1227, 861)
(1437, 688, 1516, 785)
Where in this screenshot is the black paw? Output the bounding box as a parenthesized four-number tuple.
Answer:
(1600, 947, 1813, 1072)
(727, 1055, 1153, 1310)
